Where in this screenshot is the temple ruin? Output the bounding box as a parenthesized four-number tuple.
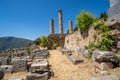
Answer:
(49, 10, 73, 35)
(48, 10, 73, 48)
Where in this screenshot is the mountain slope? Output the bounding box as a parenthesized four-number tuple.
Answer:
(0, 37, 33, 52)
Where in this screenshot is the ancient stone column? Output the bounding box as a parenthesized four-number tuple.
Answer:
(50, 19, 54, 35)
(58, 10, 63, 34)
(69, 20, 73, 33)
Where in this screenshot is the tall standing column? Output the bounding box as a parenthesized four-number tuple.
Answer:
(69, 20, 73, 33)
(50, 19, 54, 35)
(58, 10, 63, 34)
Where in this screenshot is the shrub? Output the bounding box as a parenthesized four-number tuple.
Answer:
(93, 21, 110, 32)
(34, 38, 41, 45)
(87, 42, 96, 57)
(99, 12, 108, 21)
(76, 11, 96, 33)
(40, 36, 48, 48)
(96, 33, 114, 50)
(53, 43, 58, 49)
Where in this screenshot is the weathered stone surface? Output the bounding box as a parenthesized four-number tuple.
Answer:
(27, 72, 49, 80)
(83, 49, 90, 58)
(92, 51, 116, 62)
(95, 61, 113, 71)
(101, 75, 120, 80)
(48, 34, 66, 48)
(117, 41, 120, 48)
(11, 57, 27, 72)
(50, 19, 54, 35)
(64, 27, 96, 51)
(8, 78, 23, 80)
(30, 59, 49, 73)
(66, 52, 83, 64)
(101, 70, 110, 76)
(89, 75, 120, 80)
(0, 57, 9, 65)
(108, 0, 120, 20)
(105, 18, 120, 27)
(32, 50, 49, 59)
(0, 65, 13, 73)
(58, 10, 63, 34)
(68, 20, 73, 33)
(0, 68, 4, 80)
(88, 77, 99, 80)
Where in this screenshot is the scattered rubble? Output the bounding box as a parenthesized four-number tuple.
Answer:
(0, 65, 13, 73)
(0, 48, 53, 80)
(0, 68, 4, 80)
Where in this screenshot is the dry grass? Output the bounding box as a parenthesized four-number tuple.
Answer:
(3, 50, 120, 80)
(4, 72, 27, 80)
(49, 50, 100, 80)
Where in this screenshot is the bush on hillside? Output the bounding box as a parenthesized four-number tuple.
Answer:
(53, 43, 58, 49)
(40, 36, 48, 48)
(76, 11, 96, 33)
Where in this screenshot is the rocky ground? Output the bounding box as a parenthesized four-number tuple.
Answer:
(3, 50, 120, 80)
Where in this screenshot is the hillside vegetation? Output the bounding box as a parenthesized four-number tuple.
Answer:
(0, 37, 33, 52)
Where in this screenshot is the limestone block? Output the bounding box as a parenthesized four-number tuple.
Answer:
(8, 78, 23, 80)
(117, 41, 120, 48)
(66, 53, 83, 64)
(27, 72, 49, 80)
(0, 68, 4, 80)
(83, 49, 90, 58)
(30, 59, 49, 73)
(88, 77, 99, 80)
(95, 61, 113, 71)
(33, 50, 49, 59)
(101, 75, 120, 80)
(0, 57, 9, 65)
(11, 58, 27, 72)
(92, 51, 116, 62)
(101, 70, 110, 76)
(0, 65, 13, 73)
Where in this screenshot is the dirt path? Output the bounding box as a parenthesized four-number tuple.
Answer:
(49, 50, 99, 80)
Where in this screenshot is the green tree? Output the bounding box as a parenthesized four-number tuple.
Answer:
(34, 38, 41, 45)
(76, 11, 96, 33)
(40, 36, 48, 48)
(73, 26, 78, 32)
(100, 12, 108, 21)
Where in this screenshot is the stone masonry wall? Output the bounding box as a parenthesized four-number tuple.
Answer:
(47, 34, 66, 49)
(64, 27, 97, 51)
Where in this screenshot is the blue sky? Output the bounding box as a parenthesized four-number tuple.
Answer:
(0, 0, 109, 40)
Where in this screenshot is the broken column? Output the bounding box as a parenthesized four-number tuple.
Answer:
(69, 20, 73, 33)
(50, 19, 54, 35)
(58, 10, 63, 34)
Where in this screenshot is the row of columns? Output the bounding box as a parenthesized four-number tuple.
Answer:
(50, 10, 73, 35)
